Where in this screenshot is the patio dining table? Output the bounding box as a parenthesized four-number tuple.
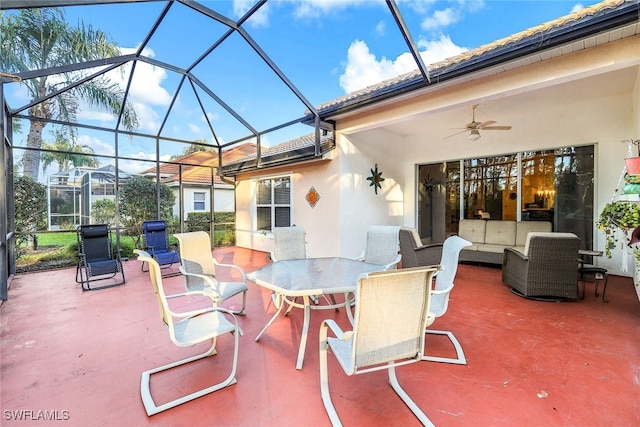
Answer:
(247, 257, 384, 370)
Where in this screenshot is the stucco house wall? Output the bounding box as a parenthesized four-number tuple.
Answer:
(173, 185, 235, 220)
(233, 31, 640, 276)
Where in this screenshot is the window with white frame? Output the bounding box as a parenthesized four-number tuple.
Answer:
(256, 176, 291, 231)
(193, 192, 206, 211)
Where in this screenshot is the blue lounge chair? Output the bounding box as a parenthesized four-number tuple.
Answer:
(141, 220, 181, 276)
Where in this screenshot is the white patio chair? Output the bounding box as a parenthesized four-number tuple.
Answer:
(356, 225, 402, 270)
(271, 226, 308, 262)
(174, 231, 248, 315)
(134, 250, 242, 416)
(271, 226, 331, 308)
(319, 266, 438, 427)
(423, 235, 472, 364)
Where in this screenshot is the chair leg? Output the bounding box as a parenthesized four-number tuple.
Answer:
(387, 364, 435, 427)
(319, 325, 343, 427)
(228, 291, 247, 316)
(422, 329, 467, 365)
(140, 333, 239, 416)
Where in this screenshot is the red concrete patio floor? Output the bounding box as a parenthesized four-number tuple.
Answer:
(1, 246, 639, 426)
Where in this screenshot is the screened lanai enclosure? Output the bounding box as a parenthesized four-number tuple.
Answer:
(1, 0, 434, 299)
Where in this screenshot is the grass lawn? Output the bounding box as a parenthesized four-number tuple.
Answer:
(17, 229, 235, 272)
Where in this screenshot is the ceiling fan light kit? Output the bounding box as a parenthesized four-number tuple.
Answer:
(445, 104, 512, 141)
(468, 129, 481, 141)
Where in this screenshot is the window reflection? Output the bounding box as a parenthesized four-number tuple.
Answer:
(417, 145, 594, 250)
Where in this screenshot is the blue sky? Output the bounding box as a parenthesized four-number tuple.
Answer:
(5, 0, 603, 178)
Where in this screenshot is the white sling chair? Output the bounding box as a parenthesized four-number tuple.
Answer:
(174, 231, 248, 315)
(134, 250, 242, 416)
(357, 225, 402, 270)
(271, 226, 334, 308)
(423, 235, 472, 364)
(319, 266, 438, 427)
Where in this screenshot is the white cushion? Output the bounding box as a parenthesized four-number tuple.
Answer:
(458, 220, 487, 244)
(484, 221, 516, 246)
(516, 221, 552, 246)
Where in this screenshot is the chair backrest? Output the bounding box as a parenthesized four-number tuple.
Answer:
(272, 226, 306, 261)
(78, 224, 112, 262)
(173, 231, 216, 276)
(135, 250, 170, 326)
(142, 220, 170, 252)
(523, 232, 579, 257)
(363, 225, 401, 266)
(351, 267, 437, 370)
(431, 235, 472, 317)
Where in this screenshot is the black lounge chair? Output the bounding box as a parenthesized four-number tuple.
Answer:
(76, 224, 126, 291)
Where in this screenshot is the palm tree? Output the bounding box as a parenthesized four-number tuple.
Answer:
(40, 129, 100, 173)
(1, 8, 138, 181)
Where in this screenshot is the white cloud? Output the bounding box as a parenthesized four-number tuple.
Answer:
(78, 134, 115, 158)
(339, 35, 467, 94)
(375, 20, 386, 37)
(74, 46, 171, 133)
(234, 0, 271, 27)
(417, 0, 484, 31)
(119, 47, 172, 107)
(188, 123, 201, 134)
(291, 0, 380, 19)
(571, 3, 586, 13)
(417, 34, 467, 64)
(421, 7, 461, 31)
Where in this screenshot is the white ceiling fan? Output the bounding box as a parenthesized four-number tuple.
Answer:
(444, 104, 512, 141)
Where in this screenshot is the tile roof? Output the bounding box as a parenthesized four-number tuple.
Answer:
(139, 145, 259, 185)
(315, 0, 633, 113)
(223, 132, 335, 168)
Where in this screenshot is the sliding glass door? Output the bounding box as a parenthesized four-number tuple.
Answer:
(417, 145, 594, 249)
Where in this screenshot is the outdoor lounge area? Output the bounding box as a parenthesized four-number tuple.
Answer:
(1, 246, 638, 426)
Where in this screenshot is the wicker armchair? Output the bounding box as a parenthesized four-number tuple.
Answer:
(502, 232, 580, 300)
(398, 227, 443, 268)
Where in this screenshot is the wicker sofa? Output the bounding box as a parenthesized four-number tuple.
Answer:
(502, 232, 581, 300)
(458, 219, 552, 265)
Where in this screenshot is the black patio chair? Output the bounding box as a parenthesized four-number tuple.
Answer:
(76, 224, 126, 291)
(140, 220, 181, 276)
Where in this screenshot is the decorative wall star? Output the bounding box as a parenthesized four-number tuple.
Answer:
(367, 163, 385, 194)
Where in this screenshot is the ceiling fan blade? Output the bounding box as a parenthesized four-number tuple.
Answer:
(482, 126, 512, 130)
(443, 129, 468, 139)
(477, 120, 496, 128)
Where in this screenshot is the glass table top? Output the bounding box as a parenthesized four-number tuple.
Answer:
(247, 257, 383, 295)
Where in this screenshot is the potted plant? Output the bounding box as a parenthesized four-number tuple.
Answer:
(597, 201, 640, 258)
(597, 200, 640, 301)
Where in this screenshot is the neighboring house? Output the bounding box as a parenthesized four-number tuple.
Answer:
(139, 145, 254, 220)
(222, 0, 640, 276)
(47, 165, 136, 229)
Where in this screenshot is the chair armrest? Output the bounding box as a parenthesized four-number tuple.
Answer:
(431, 283, 454, 295)
(383, 254, 402, 270)
(166, 290, 219, 303)
(415, 243, 443, 252)
(135, 249, 152, 258)
(213, 258, 247, 282)
(166, 303, 241, 334)
(320, 319, 353, 341)
(504, 247, 527, 259)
